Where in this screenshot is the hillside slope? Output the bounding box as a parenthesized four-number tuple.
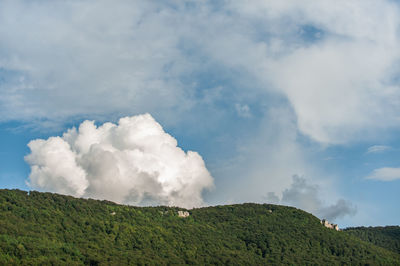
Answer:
(0, 189, 399, 265)
(344, 226, 400, 254)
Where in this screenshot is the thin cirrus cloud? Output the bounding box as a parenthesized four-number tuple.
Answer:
(0, 1, 399, 144)
(366, 145, 391, 154)
(25, 114, 214, 208)
(366, 167, 400, 181)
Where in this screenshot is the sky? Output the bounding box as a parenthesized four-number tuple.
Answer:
(0, 0, 400, 227)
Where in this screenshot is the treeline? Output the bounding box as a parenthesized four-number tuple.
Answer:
(0, 189, 399, 265)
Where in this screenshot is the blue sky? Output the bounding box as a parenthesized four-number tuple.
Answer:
(1, 0, 400, 227)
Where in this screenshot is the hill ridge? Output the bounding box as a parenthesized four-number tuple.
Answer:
(0, 189, 399, 265)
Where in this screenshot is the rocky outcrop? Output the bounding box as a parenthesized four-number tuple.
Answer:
(321, 219, 339, 231)
(178, 211, 190, 218)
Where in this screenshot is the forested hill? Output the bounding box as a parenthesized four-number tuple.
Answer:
(0, 189, 399, 265)
(344, 226, 400, 255)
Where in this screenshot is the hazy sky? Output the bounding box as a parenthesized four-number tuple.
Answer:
(1, 0, 400, 227)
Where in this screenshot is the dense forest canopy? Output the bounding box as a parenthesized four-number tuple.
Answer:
(344, 226, 400, 254)
(0, 189, 398, 265)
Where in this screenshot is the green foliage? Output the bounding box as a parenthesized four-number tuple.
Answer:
(344, 226, 400, 254)
(0, 189, 399, 265)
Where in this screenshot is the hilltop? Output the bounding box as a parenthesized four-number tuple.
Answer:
(0, 189, 399, 265)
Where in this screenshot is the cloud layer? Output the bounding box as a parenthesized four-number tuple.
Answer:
(25, 114, 214, 208)
(1, 1, 400, 144)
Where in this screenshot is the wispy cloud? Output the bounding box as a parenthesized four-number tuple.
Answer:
(366, 145, 391, 154)
(367, 167, 400, 181)
(235, 103, 252, 118)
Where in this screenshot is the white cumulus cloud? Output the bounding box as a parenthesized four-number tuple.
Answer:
(25, 114, 214, 208)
